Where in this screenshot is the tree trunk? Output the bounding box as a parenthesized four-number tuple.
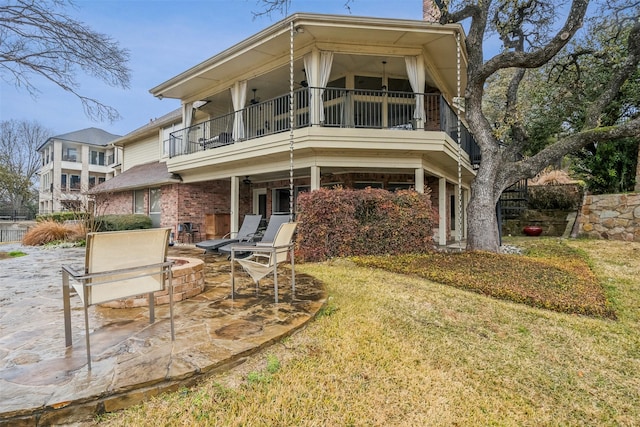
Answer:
(466, 163, 502, 252)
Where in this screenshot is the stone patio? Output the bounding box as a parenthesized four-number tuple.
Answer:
(0, 244, 326, 426)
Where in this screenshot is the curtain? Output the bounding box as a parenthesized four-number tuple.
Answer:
(405, 56, 426, 124)
(231, 80, 247, 141)
(304, 51, 334, 125)
(180, 102, 194, 154)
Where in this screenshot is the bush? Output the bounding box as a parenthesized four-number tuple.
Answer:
(527, 184, 584, 210)
(296, 187, 435, 262)
(22, 220, 85, 246)
(95, 214, 153, 231)
(36, 211, 88, 223)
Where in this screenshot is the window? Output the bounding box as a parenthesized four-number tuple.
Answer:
(88, 176, 96, 188)
(387, 78, 413, 93)
(60, 174, 67, 190)
(353, 182, 383, 189)
(355, 76, 383, 90)
(90, 151, 105, 165)
(149, 188, 161, 228)
(388, 182, 414, 191)
(134, 190, 146, 214)
(70, 175, 81, 190)
(272, 188, 291, 214)
(63, 147, 77, 162)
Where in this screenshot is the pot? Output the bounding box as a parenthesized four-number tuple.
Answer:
(523, 225, 543, 236)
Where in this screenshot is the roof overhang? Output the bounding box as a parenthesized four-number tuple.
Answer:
(149, 13, 467, 103)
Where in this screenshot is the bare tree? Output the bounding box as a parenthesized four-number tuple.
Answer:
(0, 119, 50, 210)
(0, 0, 131, 122)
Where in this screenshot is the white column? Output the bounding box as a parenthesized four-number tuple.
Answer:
(414, 168, 424, 193)
(230, 176, 240, 234)
(438, 177, 447, 246)
(310, 165, 321, 190)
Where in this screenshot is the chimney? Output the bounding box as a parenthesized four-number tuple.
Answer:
(423, 0, 441, 23)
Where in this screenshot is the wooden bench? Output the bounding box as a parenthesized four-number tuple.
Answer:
(62, 228, 174, 370)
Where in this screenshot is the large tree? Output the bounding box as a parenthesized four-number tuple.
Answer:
(259, 0, 639, 252)
(437, 0, 640, 251)
(0, 119, 49, 211)
(0, 0, 131, 121)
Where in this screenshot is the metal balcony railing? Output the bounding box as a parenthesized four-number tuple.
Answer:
(169, 87, 479, 164)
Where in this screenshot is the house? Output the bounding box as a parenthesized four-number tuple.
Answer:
(91, 13, 479, 245)
(37, 128, 121, 214)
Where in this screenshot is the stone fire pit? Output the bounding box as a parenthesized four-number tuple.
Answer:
(100, 256, 205, 308)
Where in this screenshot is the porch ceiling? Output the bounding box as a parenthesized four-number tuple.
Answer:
(150, 13, 467, 103)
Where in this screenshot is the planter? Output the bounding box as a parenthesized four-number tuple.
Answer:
(523, 225, 543, 236)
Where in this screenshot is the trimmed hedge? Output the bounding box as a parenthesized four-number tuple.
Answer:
(95, 214, 153, 231)
(36, 211, 88, 223)
(296, 187, 435, 262)
(527, 184, 584, 210)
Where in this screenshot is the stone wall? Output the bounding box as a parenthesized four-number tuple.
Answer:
(577, 193, 640, 241)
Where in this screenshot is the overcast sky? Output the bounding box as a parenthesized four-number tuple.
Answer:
(0, 0, 423, 138)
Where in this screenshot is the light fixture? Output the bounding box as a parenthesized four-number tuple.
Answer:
(381, 60, 387, 91)
(157, 94, 164, 100)
(250, 88, 259, 105)
(243, 176, 252, 185)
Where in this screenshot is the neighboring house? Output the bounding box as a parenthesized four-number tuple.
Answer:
(92, 13, 479, 245)
(36, 128, 121, 214)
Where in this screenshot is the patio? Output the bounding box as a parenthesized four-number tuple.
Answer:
(0, 243, 326, 425)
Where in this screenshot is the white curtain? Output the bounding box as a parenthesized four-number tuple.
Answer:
(231, 80, 247, 141)
(405, 56, 426, 125)
(180, 102, 194, 154)
(304, 51, 333, 125)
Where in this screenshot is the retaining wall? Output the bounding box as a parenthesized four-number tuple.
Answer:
(577, 193, 640, 242)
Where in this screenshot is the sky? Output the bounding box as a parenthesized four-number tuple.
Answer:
(0, 0, 425, 138)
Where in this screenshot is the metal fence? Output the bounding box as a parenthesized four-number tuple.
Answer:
(0, 228, 27, 243)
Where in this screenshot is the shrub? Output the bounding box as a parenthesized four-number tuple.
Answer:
(95, 214, 153, 231)
(527, 184, 584, 210)
(296, 187, 434, 262)
(22, 220, 80, 246)
(36, 211, 87, 223)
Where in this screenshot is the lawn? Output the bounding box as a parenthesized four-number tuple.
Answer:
(99, 238, 640, 426)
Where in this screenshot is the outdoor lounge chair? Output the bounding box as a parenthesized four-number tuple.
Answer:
(217, 213, 290, 256)
(195, 214, 262, 253)
(62, 228, 175, 370)
(231, 222, 297, 303)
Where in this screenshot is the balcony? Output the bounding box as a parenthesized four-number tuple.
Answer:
(169, 87, 480, 165)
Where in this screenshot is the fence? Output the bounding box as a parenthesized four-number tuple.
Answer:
(0, 228, 27, 243)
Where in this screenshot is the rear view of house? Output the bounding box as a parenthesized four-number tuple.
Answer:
(92, 13, 478, 245)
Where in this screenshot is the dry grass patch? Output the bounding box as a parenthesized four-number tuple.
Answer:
(351, 239, 614, 318)
(97, 239, 640, 426)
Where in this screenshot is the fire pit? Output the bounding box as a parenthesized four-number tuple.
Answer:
(100, 257, 205, 308)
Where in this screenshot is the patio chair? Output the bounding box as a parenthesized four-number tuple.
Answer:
(178, 222, 201, 243)
(218, 213, 290, 256)
(195, 214, 262, 253)
(231, 222, 297, 303)
(62, 228, 175, 370)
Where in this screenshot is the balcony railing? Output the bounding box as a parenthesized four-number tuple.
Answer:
(169, 87, 479, 164)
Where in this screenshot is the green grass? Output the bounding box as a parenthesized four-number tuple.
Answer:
(98, 238, 640, 426)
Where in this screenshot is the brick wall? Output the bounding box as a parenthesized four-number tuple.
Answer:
(577, 193, 640, 241)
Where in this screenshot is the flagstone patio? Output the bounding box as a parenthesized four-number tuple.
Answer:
(0, 243, 326, 426)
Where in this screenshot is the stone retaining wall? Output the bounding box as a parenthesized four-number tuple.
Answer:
(577, 193, 640, 241)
